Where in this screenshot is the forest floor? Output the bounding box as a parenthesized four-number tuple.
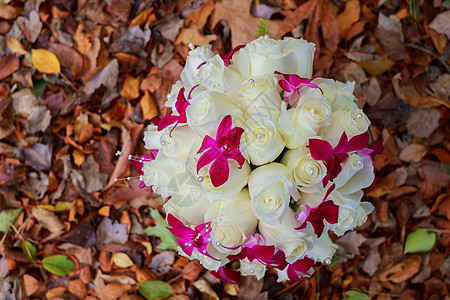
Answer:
(0, 0, 449, 299)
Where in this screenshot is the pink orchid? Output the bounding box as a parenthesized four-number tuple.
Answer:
(166, 214, 218, 261)
(285, 257, 315, 281)
(309, 132, 370, 187)
(130, 153, 158, 189)
(294, 184, 339, 236)
(275, 71, 322, 104)
(158, 86, 197, 132)
(197, 115, 245, 187)
(197, 45, 245, 69)
(225, 234, 277, 266)
(210, 266, 240, 284)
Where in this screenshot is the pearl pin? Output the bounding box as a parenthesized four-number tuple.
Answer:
(357, 114, 362, 119)
(256, 133, 263, 139)
(248, 79, 255, 84)
(198, 176, 204, 182)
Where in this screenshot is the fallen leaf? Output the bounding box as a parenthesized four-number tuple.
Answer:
(68, 279, 87, 298)
(210, 0, 280, 47)
(74, 23, 94, 55)
(148, 251, 175, 275)
(100, 282, 132, 300)
(357, 59, 395, 76)
(378, 256, 421, 283)
(83, 59, 119, 94)
(23, 274, 40, 296)
(27, 106, 51, 133)
(406, 108, 440, 138)
(0, 208, 22, 232)
(0, 56, 19, 80)
(175, 25, 217, 47)
(399, 143, 428, 163)
(344, 290, 371, 300)
(181, 261, 203, 281)
(336, 0, 360, 37)
(81, 155, 108, 193)
(42, 255, 76, 276)
(362, 249, 380, 276)
(31, 49, 61, 74)
(144, 209, 178, 251)
(404, 229, 436, 254)
(98, 217, 129, 245)
(31, 207, 65, 234)
(140, 91, 159, 120)
(138, 281, 173, 300)
(429, 10, 450, 39)
(120, 74, 141, 100)
(6, 37, 28, 55)
(0, 3, 21, 19)
(112, 252, 134, 268)
(22, 241, 37, 262)
(193, 278, 219, 300)
(24, 143, 52, 171)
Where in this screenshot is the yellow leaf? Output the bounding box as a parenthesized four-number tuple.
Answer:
(336, 0, 360, 36)
(98, 206, 110, 217)
(129, 7, 154, 28)
(140, 241, 152, 254)
(357, 59, 395, 76)
(101, 120, 122, 131)
(72, 149, 85, 167)
(120, 74, 141, 100)
(39, 202, 71, 212)
(140, 91, 159, 120)
(31, 49, 61, 74)
(112, 252, 134, 268)
(7, 37, 28, 55)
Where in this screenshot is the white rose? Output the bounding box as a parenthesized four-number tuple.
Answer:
(319, 102, 370, 147)
(236, 75, 282, 120)
(180, 45, 215, 89)
(240, 114, 285, 166)
(165, 80, 184, 110)
(186, 90, 243, 137)
(328, 189, 363, 211)
(276, 264, 314, 282)
(143, 124, 163, 150)
(356, 202, 374, 226)
(158, 125, 202, 159)
(235, 36, 315, 80)
(331, 201, 374, 236)
(281, 147, 327, 193)
(239, 258, 266, 280)
(333, 153, 374, 195)
(248, 163, 299, 225)
(312, 78, 356, 111)
(279, 88, 332, 149)
(185, 143, 251, 202)
(204, 189, 258, 253)
(303, 223, 338, 263)
(259, 209, 313, 264)
(141, 153, 185, 198)
(163, 174, 211, 225)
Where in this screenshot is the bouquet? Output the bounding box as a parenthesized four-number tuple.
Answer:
(125, 35, 382, 283)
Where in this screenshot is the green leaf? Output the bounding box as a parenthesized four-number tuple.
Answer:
(144, 209, 178, 251)
(404, 228, 436, 254)
(138, 281, 173, 300)
(22, 241, 37, 262)
(33, 79, 49, 97)
(0, 208, 22, 233)
(42, 254, 76, 276)
(343, 290, 371, 300)
(255, 18, 269, 39)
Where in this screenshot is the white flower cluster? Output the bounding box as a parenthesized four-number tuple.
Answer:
(138, 36, 378, 282)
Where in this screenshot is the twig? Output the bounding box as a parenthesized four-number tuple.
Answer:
(406, 43, 450, 74)
(59, 72, 77, 91)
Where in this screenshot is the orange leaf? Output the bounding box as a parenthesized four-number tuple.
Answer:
(98, 206, 110, 217)
(140, 91, 159, 120)
(120, 74, 141, 100)
(0, 56, 19, 80)
(74, 23, 93, 55)
(129, 7, 154, 28)
(23, 274, 40, 296)
(336, 0, 360, 36)
(31, 49, 61, 74)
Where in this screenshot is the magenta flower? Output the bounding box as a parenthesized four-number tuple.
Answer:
(285, 257, 315, 281)
(197, 115, 245, 187)
(225, 234, 277, 266)
(197, 45, 245, 69)
(158, 86, 197, 132)
(166, 214, 218, 261)
(210, 266, 240, 284)
(130, 153, 157, 189)
(309, 132, 370, 187)
(295, 184, 339, 236)
(275, 71, 322, 104)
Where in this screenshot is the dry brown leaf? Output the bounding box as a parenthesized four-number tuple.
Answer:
(129, 7, 155, 28)
(31, 207, 65, 234)
(68, 279, 87, 297)
(74, 23, 93, 55)
(46, 286, 66, 299)
(379, 256, 422, 283)
(120, 74, 141, 100)
(48, 43, 89, 79)
(336, 0, 360, 37)
(140, 91, 158, 120)
(100, 282, 132, 300)
(0, 4, 21, 19)
(23, 274, 40, 296)
(193, 278, 219, 300)
(181, 261, 202, 281)
(74, 113, 94, 144)
(175, 25, 217, 46)
(210, 0, 280, 47)
(0, 56, 19, 80)
(186, 0, 215, 29)
(399, 143, 428, 163)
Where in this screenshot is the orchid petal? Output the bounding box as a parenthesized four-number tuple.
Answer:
(216, 115, 232, 140)
(211, 266, 240, 284)
(197, 135, 217, 154)
(210, 156, 230, 187)
(318, 201, 339, 225)
(309, 139, 333, 161)
(197, 148, 221, 173)
(341, 132, 369, 153)
(158, 115, 179, 131)
(226, 149, 245, 168)
(226, 127, 244, 148)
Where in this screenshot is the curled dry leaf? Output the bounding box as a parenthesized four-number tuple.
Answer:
(378, 256, 421, 283)
(0, 56, 19, 80)
(31, 207, 65, 234)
